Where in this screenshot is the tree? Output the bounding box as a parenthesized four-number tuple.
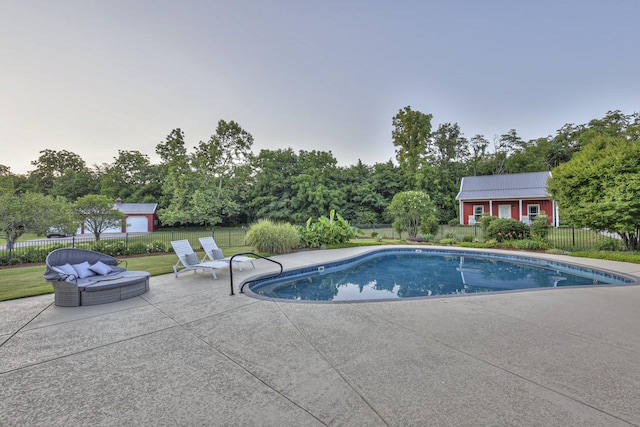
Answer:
(392, 106, 433, 189)
(74, 195, 124, 241)
(249, 148, 300, 222)
(0, 192, 65, 259)
(548, 135, 640, 250)
(155, 128, 195, 225)
(51, 168, 101, 201)
(27, 149, 87, 194)
(289, 150, 345, 224)
(100, 150, 161, 202)
(387, 191, 437, 239)
(189, 120, 254, 226)
(423, 123, 470, 222)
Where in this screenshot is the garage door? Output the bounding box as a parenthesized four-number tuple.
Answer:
(126, 216, 149, 233)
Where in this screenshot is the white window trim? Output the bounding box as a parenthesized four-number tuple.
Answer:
(473, 205, 484, 221)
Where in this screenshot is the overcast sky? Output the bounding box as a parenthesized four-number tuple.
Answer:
(2, 1, 639, 174)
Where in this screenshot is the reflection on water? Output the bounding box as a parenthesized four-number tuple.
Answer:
(253, 253, 623, 301)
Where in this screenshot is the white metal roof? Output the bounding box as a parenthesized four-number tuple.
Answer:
(455, 171, 551, 201)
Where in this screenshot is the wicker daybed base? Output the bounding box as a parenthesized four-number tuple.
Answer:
(45, 248, 151, 307)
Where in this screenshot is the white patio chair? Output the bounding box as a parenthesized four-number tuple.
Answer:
(170, 239, 228, 279)
(198, 236, 255, 271)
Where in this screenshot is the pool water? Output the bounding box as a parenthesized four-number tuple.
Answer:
(249, 251, 631, 302)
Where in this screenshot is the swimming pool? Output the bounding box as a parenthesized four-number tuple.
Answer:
(246, 248, 635, 302)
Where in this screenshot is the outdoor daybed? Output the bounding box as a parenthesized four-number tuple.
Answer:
(44, 248, 150, 307)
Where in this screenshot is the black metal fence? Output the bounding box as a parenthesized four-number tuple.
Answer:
(0, 224, 628, 266)
(356, 224, 625, 252)
(0, 228, 250, 265)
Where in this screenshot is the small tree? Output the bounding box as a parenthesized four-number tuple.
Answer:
(387, 191, 437, 239)
(74, 195, 124, 241)
(0, 192, 62, 259)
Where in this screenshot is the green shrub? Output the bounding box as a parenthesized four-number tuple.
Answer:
(246, 220, 301, 254)
(420, 216, 439, 235)
(88, 240, 128, 257)
(511, 239, 550, 250)
(421, 233, 434, 242)
(299, 210, 363, 248)
(448, 218, 460, 226)
(462, 235, 474, 243)
(484, 239, 499, 247)
(439, 238, 458, 245)
(486, 218, 530, 242)
(146, 241, 166, 253)
(530, 214, 550, 239)
(480, 214, 498, 232)
(594, 238, 625, 251)
(127, 242, 148, 254)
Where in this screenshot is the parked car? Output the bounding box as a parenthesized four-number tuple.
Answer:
(46, 228, 75, 238)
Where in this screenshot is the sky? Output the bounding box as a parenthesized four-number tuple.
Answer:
(1, 0, 639, 174)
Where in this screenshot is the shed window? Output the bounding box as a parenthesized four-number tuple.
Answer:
(528, 204, 540, 221)
(473, 205, 484, 221)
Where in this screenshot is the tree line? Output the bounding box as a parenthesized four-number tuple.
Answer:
(1, 108, 638, 248)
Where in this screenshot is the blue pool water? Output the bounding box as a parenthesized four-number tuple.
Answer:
(248, 249, 633, 302)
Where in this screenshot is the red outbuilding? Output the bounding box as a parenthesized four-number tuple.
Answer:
(455, 171, 559, 226)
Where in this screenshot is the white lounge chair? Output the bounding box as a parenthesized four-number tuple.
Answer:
(198, 236, 255, 271)
(171, 239, 228, 279)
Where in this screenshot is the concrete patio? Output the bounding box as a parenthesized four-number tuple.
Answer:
(1, 247, 640, 426)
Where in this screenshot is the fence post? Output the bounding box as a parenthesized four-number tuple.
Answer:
(72, 236, 76, 248)
(572, 226, 575, 247)
(125, 233, 129, 250)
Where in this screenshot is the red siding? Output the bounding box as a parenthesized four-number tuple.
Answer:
(461, 200, 554, 225)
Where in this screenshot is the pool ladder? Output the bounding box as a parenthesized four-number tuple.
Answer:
(228, 252, 283, 296)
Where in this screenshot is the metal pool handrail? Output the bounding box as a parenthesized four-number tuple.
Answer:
(229, 252, 283, 296)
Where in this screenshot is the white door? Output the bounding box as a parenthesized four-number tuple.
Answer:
(126, 216, 149, 233)
(498, 205, 511, 219)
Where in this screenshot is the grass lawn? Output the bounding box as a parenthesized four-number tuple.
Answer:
(0, 247, 246, 302)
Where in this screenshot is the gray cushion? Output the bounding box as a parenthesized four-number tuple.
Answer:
(90, 261, 113, 276)
(212, 249, 225, 260)
(184, 252, 200, 265)
(72, 261, 96, 279)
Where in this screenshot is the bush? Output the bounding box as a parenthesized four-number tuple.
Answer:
(530, 214, 550, 239)
(420, 216, 439, 235)
(439, 238, 458, 245)
(246, 220, 301, 254)
(486, 218, 530, 242)
(299, 210, 363, 248)
(480, 214, 498, 232)
(128, 242, 148, 255)
(462, 235, 474, 243)
(448, 218, 460, 226)
(511, 239, 550, 250)
(88, 240, 128, 257)
(421, 233, 434, 242)
(594, 238, 626, 251)
(146, 241, 167, 253)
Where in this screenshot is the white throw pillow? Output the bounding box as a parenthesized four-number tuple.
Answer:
(72, 261, 96, 279)
(90, 261, 113, 276)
